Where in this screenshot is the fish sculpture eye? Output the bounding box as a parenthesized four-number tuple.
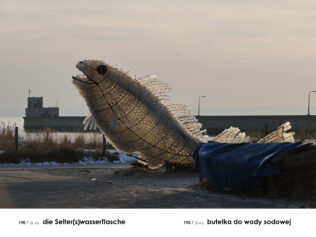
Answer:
(96, 65, 107, 75)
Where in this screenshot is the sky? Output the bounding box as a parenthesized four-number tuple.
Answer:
(1, 0, 316, 116)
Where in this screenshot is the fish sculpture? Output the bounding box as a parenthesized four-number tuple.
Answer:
(73, 59, 316, 198)
(73, 60, 316, 200)
(72, 59, 208, 168)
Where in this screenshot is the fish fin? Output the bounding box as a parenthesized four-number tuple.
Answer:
(137, 159, 149, 166)
(83, 113, 98, 131)
(136, 154, 149, 166)
(137, 154, 164, 169)
(147, 159, 165, 169)
(137, 75, 172, 103)
(166, 104, 209, 142)
(257, 122, 295, 143)
(213, 126, 249, 143)
(136, 76, 207, 142)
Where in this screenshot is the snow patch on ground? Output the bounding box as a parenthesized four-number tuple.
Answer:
(118, 153, 138, 162)
(0, 160, 61, 167)
(0, 150, 138, 166)
(107, 149, 138, 164)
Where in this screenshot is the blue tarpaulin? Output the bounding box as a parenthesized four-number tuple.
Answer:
(193, 141, 309, 192)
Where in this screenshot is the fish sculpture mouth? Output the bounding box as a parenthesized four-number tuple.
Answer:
(72, 62, 96, 85)
(72, 60, 109, 85)
(72, 74, 92, 84)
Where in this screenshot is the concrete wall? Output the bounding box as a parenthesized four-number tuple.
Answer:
(24, 116, 86, 131)
(25, 108, 44, 117)
(25, 107, 59, 117)
(197, 115, 316, 135)
(24, 114, 316, 134)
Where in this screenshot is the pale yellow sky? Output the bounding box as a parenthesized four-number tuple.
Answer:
(1, 0, 316, 115)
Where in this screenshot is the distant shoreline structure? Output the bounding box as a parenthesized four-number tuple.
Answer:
(23, 96, 86, 132)
(22, 96, 316, 134)
(197, 115, 316, 135)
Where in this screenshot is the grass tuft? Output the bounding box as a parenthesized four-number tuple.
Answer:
(0, 122, 119, 164)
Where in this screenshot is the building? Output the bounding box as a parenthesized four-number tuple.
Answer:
(26, 97, 59, 118)
(23, 96, 86, 131)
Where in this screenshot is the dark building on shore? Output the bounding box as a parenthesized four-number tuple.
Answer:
(23, 96, 86, 131)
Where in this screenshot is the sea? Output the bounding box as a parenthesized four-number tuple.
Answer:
(0, 116, 103, 143)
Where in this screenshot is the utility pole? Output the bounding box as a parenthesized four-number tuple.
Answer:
(15, 127, 18, 152)
(198, 96, 206, 117)
(308, 90, 316, 116)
